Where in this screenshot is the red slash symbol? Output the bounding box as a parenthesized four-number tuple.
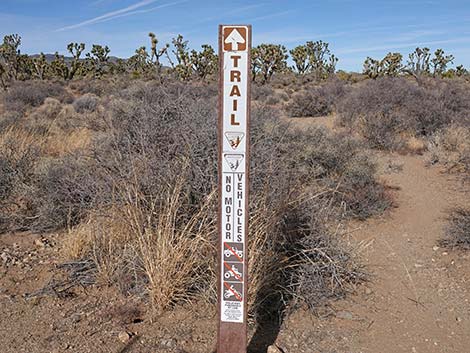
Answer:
(223, 282, 242, 301)
(224, 262, 242, 281)
(224, 243, 243, 262)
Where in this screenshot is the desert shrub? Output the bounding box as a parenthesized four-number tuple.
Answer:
(290, 217, 366, 310)
(69, 79, 107, 96)
(0, 80, 387, 317)
(252, 84, 275, 102)
(270, 72, 297, 88)
(59, 82, 220, 310)
(428, 125, 470, 175)
(338, 154, 391, 219)
(25, 98, 63, 134)
(73, 93, 99, 113)
(56, 84, 381, 316)
(287, 88, 332, 117)
(0, 111, 22, 130)
(439, 207, 470, 250)
(30, 156, 107, 232)
(337, 77, 470, 150)
(277, 91, 289, 102)
(2, 81, 72, 113)
(0, 128, 41, 232)
(321, 78, 348, 108)
(276, 126, 391, 219)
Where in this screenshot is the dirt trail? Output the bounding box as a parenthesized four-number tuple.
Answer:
(274, 117, 470, 353)
(303, 151, 470, 353)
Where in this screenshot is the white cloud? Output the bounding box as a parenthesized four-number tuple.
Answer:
(337, 37, 470, 55)
(56, 0, 159, 31)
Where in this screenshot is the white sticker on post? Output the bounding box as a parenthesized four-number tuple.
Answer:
(220, 25, 249, 324)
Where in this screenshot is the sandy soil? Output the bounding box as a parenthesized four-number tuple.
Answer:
(1, 119, 469, 353)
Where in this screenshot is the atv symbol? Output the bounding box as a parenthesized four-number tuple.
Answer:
(224, 248, 243, 259)
(224, 264, 242, 279)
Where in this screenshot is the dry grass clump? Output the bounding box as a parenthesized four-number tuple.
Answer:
(428, 125, 470, 175)
(0, 127, 42, 231)
(64, 175, 217, 312)
(336, 77, 470, 150)
(72, 93, 99, 113)
(290, 217, 366, 310)
(439, 207, 470, 250)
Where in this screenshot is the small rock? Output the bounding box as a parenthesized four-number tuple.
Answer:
(70, 313, 81, 324)
(118, 331, 130, 343)
(336, 310, 353, 320)
(433, 246, 439, 251)
(160, 338, 176, 348)
(1, 252, 9, 264)
(34, 239, 45, 247)
(442, 252, 448, 256)
(365, 287, 373, 295)
(267, 345, 283, 353)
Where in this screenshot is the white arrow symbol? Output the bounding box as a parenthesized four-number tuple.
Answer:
(225, 28, 245, 51)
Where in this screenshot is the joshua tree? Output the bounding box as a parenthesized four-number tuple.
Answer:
(455, 64, 468, 77)
(0, 34, 22, 81)
(363, 52, 403, 78)
(431, 48, 454, 77)
(251, 44, 288, 83)
(86, 44, 111, 77)
(190, 44, 217, 80)
(50, 52, 69, 80)
(128, 46, 150, 76)
(67, 42, 86, 80)
(406, 47, 431, 77)
(32, 53, 49, 80)
(381, 52, 403, 77)
(290, 44, 310, 74)
(0, 63, 6, 90)
(148, 32, 169, 74)
(113, 58, 127, 75)
(306, 40, 337, 80)
(172, 34, 192, 80)
(363, 57, 381, 79)
(290, 40, 337, 79)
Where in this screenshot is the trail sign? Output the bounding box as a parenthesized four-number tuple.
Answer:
(217, 24, 251, 353)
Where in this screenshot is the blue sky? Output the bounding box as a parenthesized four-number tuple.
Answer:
(1, 0, 470, 71)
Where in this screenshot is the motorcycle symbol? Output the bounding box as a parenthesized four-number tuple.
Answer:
(224, 265, 242, 279)
(224, 248, 243, 259)
(224, 285, 242, 300)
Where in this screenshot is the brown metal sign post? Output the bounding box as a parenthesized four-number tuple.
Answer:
(217, 24, 251, 353)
